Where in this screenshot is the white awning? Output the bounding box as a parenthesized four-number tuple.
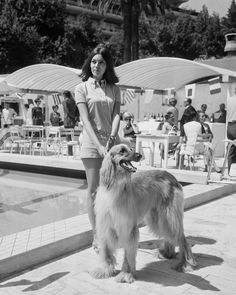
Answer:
(6, 63, 82, 93)
(0, 80, 17, 94)
(5, 57, 236, 94)
(116, 57, 236, 90)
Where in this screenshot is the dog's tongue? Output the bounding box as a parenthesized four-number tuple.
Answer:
(120, 161, 137, 173)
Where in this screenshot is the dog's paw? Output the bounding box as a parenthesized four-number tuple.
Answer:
(159, 248, 176, 259)
(155, 249, 176, 260)
(174, 260, 197, 273)
(90, 267, 116, 279)
(115, 271, 135, 284)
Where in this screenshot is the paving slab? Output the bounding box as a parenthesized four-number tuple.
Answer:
(0, 152, 236, 284)
(0, 180, 236, 283)
(0, 194, 235, 294)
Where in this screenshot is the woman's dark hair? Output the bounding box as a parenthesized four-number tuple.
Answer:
(63, 90, 73, 99)
(186, 98, 192, 105)
(80, 43, 119, 84)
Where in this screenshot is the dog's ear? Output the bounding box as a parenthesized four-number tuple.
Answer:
(99, 154, 115, 189)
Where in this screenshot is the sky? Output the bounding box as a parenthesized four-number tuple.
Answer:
(180, 0, 233, 17)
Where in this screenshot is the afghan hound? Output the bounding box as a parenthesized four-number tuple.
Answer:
(91, 144, 197, 283)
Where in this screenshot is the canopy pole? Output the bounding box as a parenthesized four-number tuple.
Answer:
(44, 94, 50, 126)
(137, 93, 140, 122)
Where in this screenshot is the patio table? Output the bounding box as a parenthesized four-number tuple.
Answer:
(135, 133, 180, 168)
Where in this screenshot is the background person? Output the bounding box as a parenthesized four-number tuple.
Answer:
(197, 104, 209, 122)
(199, 112, 221, 173)
(211, 103, 227, 123)
(75, 44, 121, 252)
(32, 96, 44, 125)
(23, 104, 33, 125)
(166, 98, 179, 128)
(2, 102, 17, 128)
(178, 112, 220, 172)
(62, 90, 80, 156)
(160, 112, 178, 160)
(50, 105, 62, 126)
(180, 98, 197, 133)
(225, 93, 236, 175)
(121, 111, 140, 149)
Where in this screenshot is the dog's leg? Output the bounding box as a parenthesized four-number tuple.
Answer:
(158, 240, 176, 259)
(91, 242, 117, 279)
(148, 193, 197, 272)
(159, 217, 197, 272)
(115, 226, 139, 284)
(176, 235, 197, 272)
(145, 208, 176, 260)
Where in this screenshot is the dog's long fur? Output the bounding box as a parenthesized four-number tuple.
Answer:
(92, 144, 197, 283)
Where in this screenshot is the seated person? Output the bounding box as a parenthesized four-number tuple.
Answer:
(197, 104, 210, 122)
(210, 103, 226, 123)
(159, 112, 178, 159)
(121, 111, 140, 149)
(177, 112, 220, 172)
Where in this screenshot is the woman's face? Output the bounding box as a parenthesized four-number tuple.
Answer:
(90, 54, 106, 81)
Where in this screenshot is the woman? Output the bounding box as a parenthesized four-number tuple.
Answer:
(75, 44, 121, 252)
(199, 112, 221, 173)
(32, 96, 44, 126)
(23, 104, 33, 125)
(50, 105, 62, 126)
(160, 112, 178, 160)
(121, 111, 140, 149)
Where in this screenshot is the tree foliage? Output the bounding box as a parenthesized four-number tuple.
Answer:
(222, 0, 236, 33)
(0, 0, 98, 73)
(0, 0, 235, 73)
(138, 4, 226, 60)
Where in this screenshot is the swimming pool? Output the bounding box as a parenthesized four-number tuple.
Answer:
(0, 170, 87, 236)
(0, 169, 191, 237)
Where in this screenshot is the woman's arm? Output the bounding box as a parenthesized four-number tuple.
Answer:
(131, 121, 140, 134)
(110, 101, 120, 137)
(77, 102, 106, 156)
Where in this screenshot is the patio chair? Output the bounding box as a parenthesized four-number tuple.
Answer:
(59, 128, 80, 159)
(31, 126, 60, 156)
(8, 126, 31, 154)
(178, 135, 211, 171)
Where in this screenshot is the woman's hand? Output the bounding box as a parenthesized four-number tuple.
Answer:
(98, 145, 107, 157)
(106, 136, 116, 152)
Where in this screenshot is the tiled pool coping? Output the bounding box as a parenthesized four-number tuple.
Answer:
(1, 182, 236, 281)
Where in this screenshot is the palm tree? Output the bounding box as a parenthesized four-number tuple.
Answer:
(97, 0, 188, 62)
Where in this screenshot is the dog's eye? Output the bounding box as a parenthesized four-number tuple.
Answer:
(120, 147, 127, 154)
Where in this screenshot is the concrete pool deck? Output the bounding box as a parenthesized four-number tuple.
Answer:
(1, 152, 236, 282)
(0, 175, 236, 281)
(1, 193, 235, 295)
(0, 151, 229, 184)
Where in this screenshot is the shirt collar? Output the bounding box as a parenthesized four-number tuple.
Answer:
(88, 77, 106, 88)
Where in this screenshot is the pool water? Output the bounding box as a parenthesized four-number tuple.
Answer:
(0, 170, 87, 236)
(0, 169, 190, 237)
